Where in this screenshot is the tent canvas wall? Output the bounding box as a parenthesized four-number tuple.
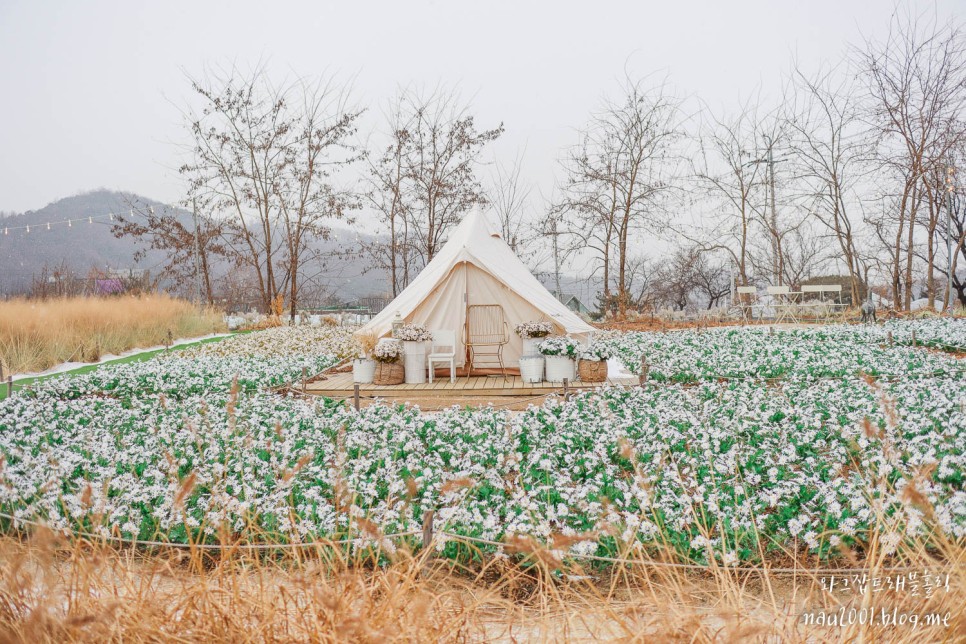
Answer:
(356, 210, 594, 368)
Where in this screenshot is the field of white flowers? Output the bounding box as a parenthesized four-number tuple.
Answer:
(0, 320, 963, 565)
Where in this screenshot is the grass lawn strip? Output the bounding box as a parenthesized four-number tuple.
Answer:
(1, 333, 241, 399)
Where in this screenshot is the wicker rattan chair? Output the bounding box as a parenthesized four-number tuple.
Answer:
(464, 304, 509, 378)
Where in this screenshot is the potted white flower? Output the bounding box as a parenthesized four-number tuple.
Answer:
(515, 320, 555, 356)
(372, 339, 404, 385)
(577, 342, 612, 383)
(395, 323, 433, 384)
(538, 335, 579, 382)
(352, 332, 377, 384)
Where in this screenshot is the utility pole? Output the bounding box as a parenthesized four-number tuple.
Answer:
(191, 198, 204, 305)
(549, 215, 562, 298)
(764, 134, 780, 285)
(947, 166, 956, 316)
(743, 138, 786, 286)
(730, 263, 736, 308)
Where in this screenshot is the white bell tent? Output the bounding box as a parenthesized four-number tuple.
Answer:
(357, 210, 594, 368)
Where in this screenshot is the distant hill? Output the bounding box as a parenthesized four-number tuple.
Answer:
(0, 191, 172, 295)
(0, 190, 391, 301)
(0, 190, 600, 309)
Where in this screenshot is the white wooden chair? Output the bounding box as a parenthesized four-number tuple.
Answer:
(800, 284, 844, 321)
(800, 285, 825, 321)
(821, 284, 845, 320)
(767, 285, 797, 323)
(427, 329, 456, 383)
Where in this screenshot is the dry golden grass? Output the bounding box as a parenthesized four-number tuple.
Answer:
(0, 295, 225, 374)
(0, 523, 961, 643)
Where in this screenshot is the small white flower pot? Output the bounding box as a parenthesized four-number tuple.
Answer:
(402, 340, 427, 384)
(544, 355, 575, 382)
(522, 337, 544, 356)
(519, 355, 545, 383)
(352, 358, 375, 384)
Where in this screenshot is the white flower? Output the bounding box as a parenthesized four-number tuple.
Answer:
(394, 324, 433, 342)
(515, 321, 555, 338)
(373, 339, 403, 363)
(538, 336, 579, 358)
(880, 531, 902, 555)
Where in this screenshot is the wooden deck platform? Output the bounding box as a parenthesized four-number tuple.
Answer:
(305, 370, 637, 410)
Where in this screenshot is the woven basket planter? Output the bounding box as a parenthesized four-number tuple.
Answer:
(578, 359, 607, 383)
(373, 361, 404, 385)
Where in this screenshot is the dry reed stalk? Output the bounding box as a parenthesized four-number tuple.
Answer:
(0, 527, 959, 643)
(0, 295, 224, 373)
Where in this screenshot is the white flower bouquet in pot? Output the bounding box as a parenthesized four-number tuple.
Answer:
(538, 335, 579, 382)
(577, 342, 612, 382)
(395, 323, 432, 383)
(372, 338, 404, 385)
(515, 320, 555, 356)
(395, 323, 434, 342)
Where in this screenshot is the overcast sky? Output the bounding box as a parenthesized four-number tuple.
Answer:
(1, 0, 962, 214)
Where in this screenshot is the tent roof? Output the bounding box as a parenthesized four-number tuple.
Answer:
(360, 210, 595, 339)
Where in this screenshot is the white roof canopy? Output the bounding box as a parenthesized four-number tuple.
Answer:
(357, 210, 594, 367)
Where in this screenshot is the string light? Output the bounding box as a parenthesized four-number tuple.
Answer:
(0, 210, 138, 236)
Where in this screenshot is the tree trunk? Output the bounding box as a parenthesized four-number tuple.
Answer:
(289, 262, 298, 323)
(390, 210, 398, 297)
(618, 216, 629, 317)
(200, 245, 214, 305)
(904, 187, 920, 311)
(893, 190, 908, 310)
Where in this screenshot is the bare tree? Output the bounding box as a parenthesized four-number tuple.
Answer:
(945, 190, 966, 308)
(557, 77, 682, 316)
(363, 97, 416, 297)
(788, 61, 868, 303)
(858, 10, 966, 309)
(112, 200, 227, 304)
(623, 254, 655, 313)
(363, 87, 502, 290)
(180, 65, 362, 317)
(401, 87, 503, 268)
(920, 159, 952, 307)
(487, 152, 532, 252)
(780, 225, 828, 288)
(690, 97, 769, 287)
(926, 151, 966, 308)
(652, 247, 699, 311)
(691, 251, 732, 309)
(556, 137, 619, 304)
